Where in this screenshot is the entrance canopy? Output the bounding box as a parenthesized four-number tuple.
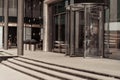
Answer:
(66, 3, 106, 11)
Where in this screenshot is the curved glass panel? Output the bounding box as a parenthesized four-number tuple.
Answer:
(66, 3, 109, 57)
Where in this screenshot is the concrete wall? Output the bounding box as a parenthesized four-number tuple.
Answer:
(110, 0, 117, 22)
(109, 22, 120, 31)
(0, 8, 3, 16)
(0, 0, 17, 16)
(9, 8, 17, 16)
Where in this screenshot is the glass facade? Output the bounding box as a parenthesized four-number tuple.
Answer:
(24, 0, 43, 50)
(25, 0, 43, 24)
(51, 0, 66, 53)
(0, 0, 3, 22)
(118, 0, 120, 22)
(0, 0, 119, 59)
(0, 0, 44, 49)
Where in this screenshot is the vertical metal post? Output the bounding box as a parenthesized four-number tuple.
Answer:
(17, 0, 24, 55)
(65, 0, 70, 55)
(58, 15, 61, 41)
(4, 0, 9, 50)
(84, 6, 87, 58)
(99, 7, 104, 58)
(107, 8, 110, 51)
(2, 0, 4, 47)
(30, 0, 33, 38)
(106, 8, 110, 56)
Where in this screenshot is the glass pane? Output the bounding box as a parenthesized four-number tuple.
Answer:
(54, 16, 58, 41)
(53, 1, 65, 14)
(60, 14, 65, 41)
(89, 19, 99, 56)
(0, 0, 3, 8)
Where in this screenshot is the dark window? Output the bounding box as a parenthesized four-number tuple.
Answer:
(0, 0, 3, 8)
(9, 0, 17, 8)
(53, 1, 65, 14)
(118, 0, 120, 22)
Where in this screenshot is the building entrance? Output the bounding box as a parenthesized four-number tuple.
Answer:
(8, 27, 17, 48)
(53, 13, 66, 53)
(51, 1, 66, 53)
(66, 3, 109, 57)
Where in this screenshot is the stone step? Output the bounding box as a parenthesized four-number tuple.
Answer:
(2, 59, 86, 80)
(9, 59, 86, 80)
(18, 57, 120, 80)
(2, 61, 61, 80)
(0, 51, 13, 56)
(9, 57, 119, 80)
(0, 51, 16, 58)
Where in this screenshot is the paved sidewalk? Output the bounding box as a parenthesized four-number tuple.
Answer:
(0, 48, 120, 79)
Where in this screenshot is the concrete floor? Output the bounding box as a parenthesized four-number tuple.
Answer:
(0, 48, 120, 80)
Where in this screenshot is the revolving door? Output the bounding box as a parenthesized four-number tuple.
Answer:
(66, 3, 108, 57)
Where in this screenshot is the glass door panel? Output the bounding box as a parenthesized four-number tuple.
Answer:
(74, 11, 84, 55)
(60, 14, 65, 41)
(89, 19, 99, 56)
(54, 15, 59, 41)
(53, 14, 66, 53)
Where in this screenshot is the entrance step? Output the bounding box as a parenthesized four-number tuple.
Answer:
(0, 51, 14, 56)
(0, 51, 17, 62)
(1, 57, 120, 80)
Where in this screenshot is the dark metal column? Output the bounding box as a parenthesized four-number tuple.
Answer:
(3, 0, 9, 50)
(70, 6, 75, 56)
(17, 0, 24, 55)
(99, 7, 104, 57)
(69, 0, 75, 56)
(84, 6, 87, 58)
(65, 0, 69, 55)
(65, 11, 70, 55)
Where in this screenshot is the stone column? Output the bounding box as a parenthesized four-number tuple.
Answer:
(4, 0, 9, 50)
(17, 0, 24, 55)
(43, 1, 49, 51)
(70, 0, 75, 56)
(70, 7, 75, 56)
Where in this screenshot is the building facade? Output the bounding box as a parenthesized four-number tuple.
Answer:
(0, 0, 43, 49)
(0, 0, 120, 59)
(43, 0, 110, 58)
